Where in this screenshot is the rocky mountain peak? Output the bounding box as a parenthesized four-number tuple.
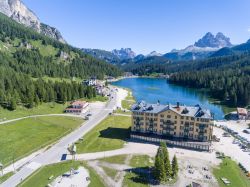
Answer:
(0, 0, 65, 43)
(111, 48, 136, 59)
(194, 32, 232, 48)
(147, 51, 162, 57)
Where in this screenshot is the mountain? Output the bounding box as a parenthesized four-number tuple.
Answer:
(163, 32, 233, 61)
(0, 0, 65, 43)
(147, 51, 162, 57)
(194, 32, 232, 48)
(111, 48, 136, 60)
(82, 48, 137, 64)
(82, 48, 120, 64)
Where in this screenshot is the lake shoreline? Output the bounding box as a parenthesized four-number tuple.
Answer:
(111, 77, 236, 120)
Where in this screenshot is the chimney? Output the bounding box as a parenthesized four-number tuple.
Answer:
(177, 102, 180, 108)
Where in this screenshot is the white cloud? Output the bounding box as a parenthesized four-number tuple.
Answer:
(248, 28, 250, 32)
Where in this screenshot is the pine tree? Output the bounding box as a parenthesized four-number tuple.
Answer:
(154, 154, 161, 181)
(161, 142, 172, 179)
(159, 156, 167, 182)
(171, 155, 178, 178)
(9, 97, 17, 111)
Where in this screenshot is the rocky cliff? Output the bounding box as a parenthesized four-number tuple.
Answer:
(0, 0, 65, 43)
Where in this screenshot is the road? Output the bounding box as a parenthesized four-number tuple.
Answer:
(1, 86, 118, 187)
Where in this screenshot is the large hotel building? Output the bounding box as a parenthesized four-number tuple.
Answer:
(131, 101, 214, 142)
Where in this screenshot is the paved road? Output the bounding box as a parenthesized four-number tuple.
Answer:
(1, 86, 118, 187)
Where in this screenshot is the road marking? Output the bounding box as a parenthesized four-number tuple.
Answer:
(26, 162, 41, 170)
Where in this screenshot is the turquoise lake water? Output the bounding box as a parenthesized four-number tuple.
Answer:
(112, 77, 226, 120)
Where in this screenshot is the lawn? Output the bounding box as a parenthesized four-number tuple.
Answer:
(20, 161, 105, 187)
(100, 155, 128, 165)
(129, 155, 154, 168)
(121, 89, 135, 110)
(0, 102, 68, 120)
(77, 115, 131, 153)
(123, 154, 154, 187)
(102, 166, 118, 179)
(0, 95, 107, 121)
(213, 157, 250, 187)
(0, 116, 83, 166)
(0, 172, 14, 184)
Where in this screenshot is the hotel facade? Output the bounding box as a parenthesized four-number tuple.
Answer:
(131, 101, 214, 142)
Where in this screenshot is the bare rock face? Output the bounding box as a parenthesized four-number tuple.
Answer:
(0, 0, 65, 43)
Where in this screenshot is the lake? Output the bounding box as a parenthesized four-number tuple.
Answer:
(112, 77, 228, 120)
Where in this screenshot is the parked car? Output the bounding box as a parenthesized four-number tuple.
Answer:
(243, 129, 250, 134)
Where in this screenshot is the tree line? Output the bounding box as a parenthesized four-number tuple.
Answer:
(0, 67, 96, 110)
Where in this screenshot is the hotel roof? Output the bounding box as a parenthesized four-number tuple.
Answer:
(131, 101, 213, 119)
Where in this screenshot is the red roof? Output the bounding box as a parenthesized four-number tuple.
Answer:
(71, 101, 87, 106)
(237, 108, 247, 115)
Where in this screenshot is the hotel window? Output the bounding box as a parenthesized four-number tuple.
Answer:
(197, 118, 200, 121)
(175, 116, 177, 119)
(174, 132, 176, 135)
(191, 117, 195, 121)
(160, 114, 164, 118)
(160, 119, 164, 122)
(181, 121, 184, 124)
(186, 116, 189, 120)
(167, 115, 171, 118)
(196, 129, 198, 132)
(181, 116, 184, 119)
(174, 121, 177, 124)
(174, 126, 177, 130)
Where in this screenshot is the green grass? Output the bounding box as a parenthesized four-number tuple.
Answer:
(102, 166, 118, 179)
(29, 40, 58, 57)
(33, 76, 83, 84)
(0, 116, 83, 166)
(122, 100, 135, 110)
(123, 172, 149, 187)
(83, 95, 108, 102)
(129, 155, 154, 168)
(100, 155, 128, 165)
(213, 157, 250, 187)
(0, 172, 14, 184)
(121, 89, 135, 110)
(0, 102, 68, 120)
(20, 161, 105, 187)
(114, 108, 132, 115)
(77, 115, 131, 153)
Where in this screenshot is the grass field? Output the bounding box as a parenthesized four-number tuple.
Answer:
(101, 166, 118, 179)
(20, 161, 105, 187)
(0, 95, 107, 121)
(121, 90, 135, 110)
(129, 155, 154, 168)
(0, 102, 68, 120)
(0, 116, 83, 166)
(100, 155, 128, 165)
(0, 172, 14, 184)
(77, 115, 131, 153)
(213, 157, 250, 187)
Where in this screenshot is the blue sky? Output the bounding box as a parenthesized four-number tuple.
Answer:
(23, 0, 250, 54)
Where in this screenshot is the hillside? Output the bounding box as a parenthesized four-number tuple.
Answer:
(0, 0, 65, 42)
(0, 12, 122, 109)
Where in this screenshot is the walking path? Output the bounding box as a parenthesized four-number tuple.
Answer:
(0, 113, 84, 125)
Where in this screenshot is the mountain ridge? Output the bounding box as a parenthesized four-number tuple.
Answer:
(0, 0, 65, 43)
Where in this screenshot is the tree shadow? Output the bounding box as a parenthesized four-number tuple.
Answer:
(99, 127, 131, 141)
(124, 167, 159, 185)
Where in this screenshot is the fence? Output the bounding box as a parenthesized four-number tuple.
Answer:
(130, 133, 211, 152)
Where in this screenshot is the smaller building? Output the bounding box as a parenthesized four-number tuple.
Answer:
(237, 108, 248, 120)
(65, 101, 89, 114)
(83, 77, 97, 86)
